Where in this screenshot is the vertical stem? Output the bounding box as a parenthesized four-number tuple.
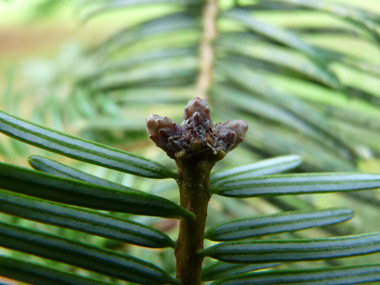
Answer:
(195, 0, 218, 100)
(175, 159, 213, 285)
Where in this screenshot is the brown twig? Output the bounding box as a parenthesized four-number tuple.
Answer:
(174, 158, 212, 285)
(195, 0, 218, 101)
(146, 98, 247, 285)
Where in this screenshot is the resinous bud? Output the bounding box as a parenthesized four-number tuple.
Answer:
(183, 97, 211, 121)
(146, 97, 248, 161)
(216, 120, 249, 151)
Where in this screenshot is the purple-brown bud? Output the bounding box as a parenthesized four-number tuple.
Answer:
(146, 97, 248, 161)
(183, 97, 211, 121)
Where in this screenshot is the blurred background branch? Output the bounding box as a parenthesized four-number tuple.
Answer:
(195, 0, 218, 100)
(2, 0, 380, 279)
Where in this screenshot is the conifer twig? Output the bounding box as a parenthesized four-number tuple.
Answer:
(195, 0, 218, 100)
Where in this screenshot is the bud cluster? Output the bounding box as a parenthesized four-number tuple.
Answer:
(146, 98, 248, 161)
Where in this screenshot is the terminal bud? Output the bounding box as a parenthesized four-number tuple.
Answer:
(146, 97, 248, 162)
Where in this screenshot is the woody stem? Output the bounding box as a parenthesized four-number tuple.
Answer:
(195, 0, 218, 101)
(174, 158, 213, 285)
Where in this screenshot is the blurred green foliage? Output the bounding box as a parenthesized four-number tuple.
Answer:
(2, 0, 380, 283)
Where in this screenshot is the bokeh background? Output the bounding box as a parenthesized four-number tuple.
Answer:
(2, 0, 380, 284)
